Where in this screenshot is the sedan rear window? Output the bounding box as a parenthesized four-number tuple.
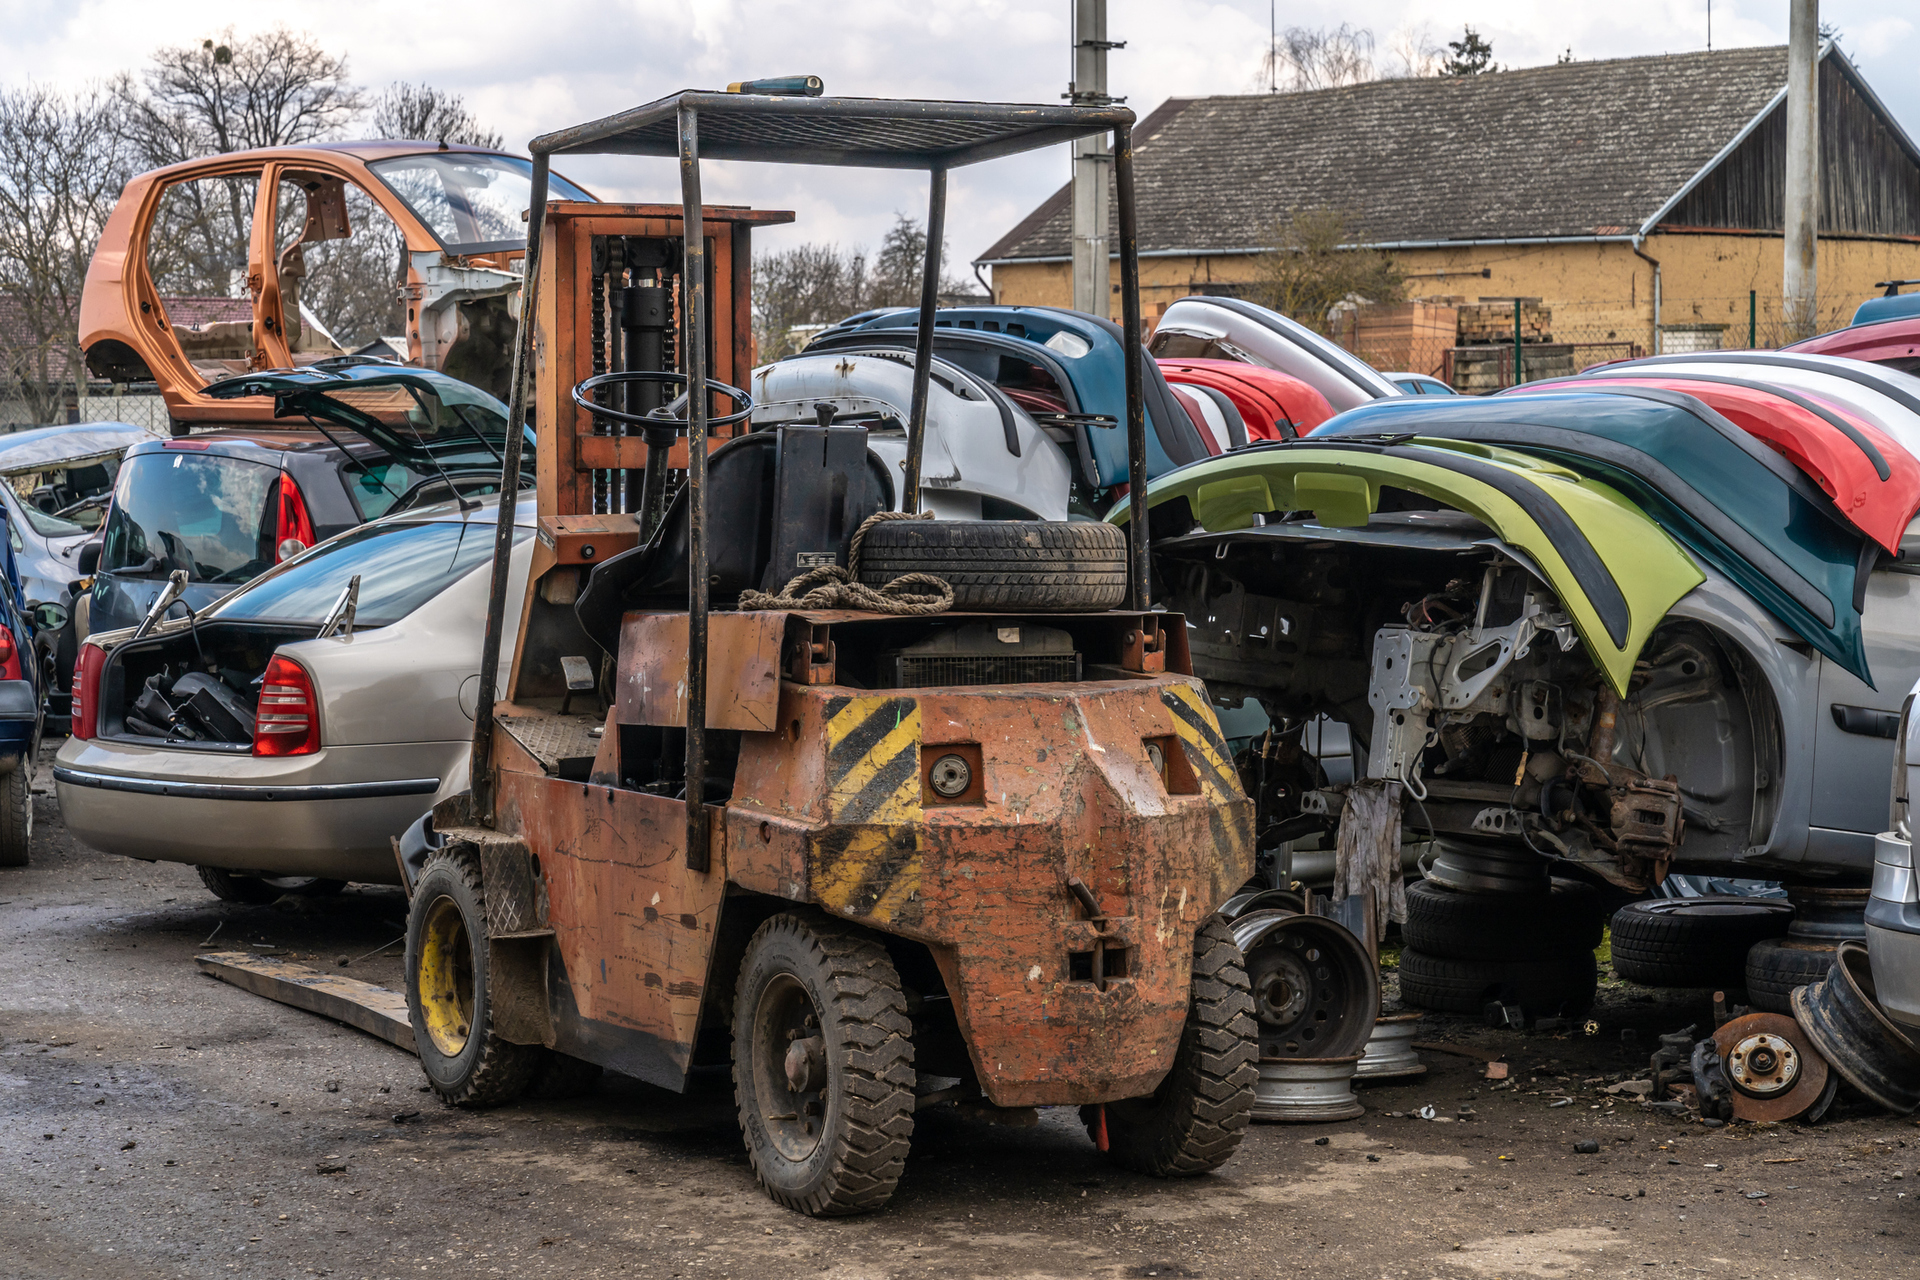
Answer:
(210, 518, 530, 628)
(101, 452, 279, 584)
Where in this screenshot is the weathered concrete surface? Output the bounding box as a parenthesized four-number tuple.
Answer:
(4, 748, 1918, 1279)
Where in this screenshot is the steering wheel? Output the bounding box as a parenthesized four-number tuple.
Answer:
(570, 370, 755, 431)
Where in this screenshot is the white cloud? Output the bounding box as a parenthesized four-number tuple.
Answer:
(1, 0, 1914, 263)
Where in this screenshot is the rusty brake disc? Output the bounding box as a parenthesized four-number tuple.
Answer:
(1711, 1011, 1829, 1123)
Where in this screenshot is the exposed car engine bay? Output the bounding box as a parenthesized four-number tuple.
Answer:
(1159, 511, 1778, 891)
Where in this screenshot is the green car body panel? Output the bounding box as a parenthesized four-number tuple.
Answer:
(1117, 441, 1705, 697)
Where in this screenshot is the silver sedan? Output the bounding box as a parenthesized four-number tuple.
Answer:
(54, 497, 533, 902)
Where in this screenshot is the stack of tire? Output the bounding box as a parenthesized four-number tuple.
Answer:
(1398, 878, 1604, 1021)
(1748, 888, 1868, 1014)
(1608, 895, 1795, 995)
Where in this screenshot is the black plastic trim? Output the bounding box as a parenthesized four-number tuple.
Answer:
(52, 766, 439, 802)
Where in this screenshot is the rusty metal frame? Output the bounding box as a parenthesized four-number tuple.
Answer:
(471, 90, 1146, 855)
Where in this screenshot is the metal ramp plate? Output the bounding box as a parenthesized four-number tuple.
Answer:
(196, 952, 414, 1052)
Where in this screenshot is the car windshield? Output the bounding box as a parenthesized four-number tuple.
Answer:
(211, 517, 531, 628)
(366, 154, 593, 252)
(100, 452, 279, 584)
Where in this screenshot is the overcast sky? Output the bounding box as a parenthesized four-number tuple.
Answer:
(6, 0, 1916, 268)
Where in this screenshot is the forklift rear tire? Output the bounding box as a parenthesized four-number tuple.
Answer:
(732, 912, 915, 1216)
(0, 764, 29, 867)
(1090, 916, 1258, 1177)
(856, 520, 1128, 611)
(406, 850, 543, 1107)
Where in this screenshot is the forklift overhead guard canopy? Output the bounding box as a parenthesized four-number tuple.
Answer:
(529, 91, 1135, 168)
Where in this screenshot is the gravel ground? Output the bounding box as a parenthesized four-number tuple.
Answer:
(4, 748, 1918, 1279)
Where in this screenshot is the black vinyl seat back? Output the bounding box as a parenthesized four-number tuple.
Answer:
(574, 426, 891, 653)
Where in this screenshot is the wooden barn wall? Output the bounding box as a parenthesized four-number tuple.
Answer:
(1666, 60, 1920, 237)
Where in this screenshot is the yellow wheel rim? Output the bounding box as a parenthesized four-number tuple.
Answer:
(417, 895, 474, 1058)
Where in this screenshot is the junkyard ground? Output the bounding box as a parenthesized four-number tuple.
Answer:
(3, 748, 1916, 1279)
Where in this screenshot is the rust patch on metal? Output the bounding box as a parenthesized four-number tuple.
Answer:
(615, 610, 784, 731)
(493, 769, 727, 1082)
(726, 674, 1254, 1107)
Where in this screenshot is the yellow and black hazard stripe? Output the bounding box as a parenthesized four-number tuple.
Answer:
(1160, 684, 1243, 804)
(810, 696, 924, 925)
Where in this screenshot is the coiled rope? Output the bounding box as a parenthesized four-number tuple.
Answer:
(738, 510, 953, 614)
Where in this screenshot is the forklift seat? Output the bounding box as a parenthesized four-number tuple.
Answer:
(574, 425, 893, 653)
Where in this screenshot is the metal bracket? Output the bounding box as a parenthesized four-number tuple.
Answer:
(1120, 618, 1167, 673)
(786, 622, 836, 685)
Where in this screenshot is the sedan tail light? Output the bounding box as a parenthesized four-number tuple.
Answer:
(274, 472, 316, 563)
(71, 642, 106, 740)
(0, 626, 17, 681)
(253, 654, 320, 756)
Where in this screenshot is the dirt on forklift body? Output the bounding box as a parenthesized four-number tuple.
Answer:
(399, 83, 1258, 1216)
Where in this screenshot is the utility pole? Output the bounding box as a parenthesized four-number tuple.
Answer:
(1068, 0, 1122, 318)
(1783, 0, 1819, 341)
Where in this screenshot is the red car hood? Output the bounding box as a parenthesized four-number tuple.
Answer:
(1157, 357, 1335, 442)
(1783, 317, 1920, 372)
(1519, 374, 1920, 554)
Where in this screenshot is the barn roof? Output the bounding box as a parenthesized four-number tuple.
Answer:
(978, 44, 1920, 263)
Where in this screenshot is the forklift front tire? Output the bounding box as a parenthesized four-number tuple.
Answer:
(1089, 916, 1258, 1176)
(732, 912, 916, 1216)
(406, 850, 543, 1107)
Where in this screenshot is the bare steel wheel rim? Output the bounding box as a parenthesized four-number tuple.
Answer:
(754, 972, 828, 1163)
(417, 895, 475, 1058)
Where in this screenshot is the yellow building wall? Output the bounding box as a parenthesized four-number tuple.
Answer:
(988, 233, 1920, 357)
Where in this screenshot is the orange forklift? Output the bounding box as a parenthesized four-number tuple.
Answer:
(401, 83, 1258, 1215)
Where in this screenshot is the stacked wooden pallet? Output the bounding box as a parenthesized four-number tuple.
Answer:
(1332, 301, 1459, 375)
(1457, 300, 1552, 344)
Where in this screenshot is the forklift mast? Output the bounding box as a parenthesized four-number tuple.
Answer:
(498, 202, 793, 716)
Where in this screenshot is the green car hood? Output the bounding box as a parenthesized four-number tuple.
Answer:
(1117, 441, 1705, 696)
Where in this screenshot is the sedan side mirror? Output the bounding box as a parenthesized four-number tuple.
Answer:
(77, 541, 100, 576)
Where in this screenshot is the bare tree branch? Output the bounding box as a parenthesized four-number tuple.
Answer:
(0, 84, 130, 421)
(1257, 25, 1378, 94)
(114, 26, 363, 165)
(369, 83, 504, 149)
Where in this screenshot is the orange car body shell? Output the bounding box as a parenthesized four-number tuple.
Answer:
(79, 141, 532, 426)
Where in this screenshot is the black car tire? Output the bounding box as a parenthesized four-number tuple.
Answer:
(856, 520, 1127, 611)
(1744, 938, 1839, 1015)
(406, 850, 543, 1107)
(196, 867, 344, 904)
(1609, 896, 1795, 989)
(1403, 877, 1602, 961)
(1091, 916, 1258, 1176)
(0, 765, 29, 867)
(1398, 948, 1598, 1019)
(732, 912, 915, 1217)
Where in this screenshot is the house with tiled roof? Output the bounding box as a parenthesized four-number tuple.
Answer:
(978, 43, 1920, 367)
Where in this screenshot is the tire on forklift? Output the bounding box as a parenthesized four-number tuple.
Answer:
(732, 911, 916, 1217)
(855, 520, 1128, 611)
(1086, 916, 1258, 1176)
(405, 849, 544, 1107)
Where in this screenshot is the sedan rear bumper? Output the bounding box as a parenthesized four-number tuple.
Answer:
(54, 738, 463, 883)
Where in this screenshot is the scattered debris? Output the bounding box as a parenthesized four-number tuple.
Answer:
(1573, 1140, 1600, 1154)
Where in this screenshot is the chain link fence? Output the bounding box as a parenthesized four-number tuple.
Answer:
(1332, 292, 1862, 393)
(0, 387, 171, 436)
